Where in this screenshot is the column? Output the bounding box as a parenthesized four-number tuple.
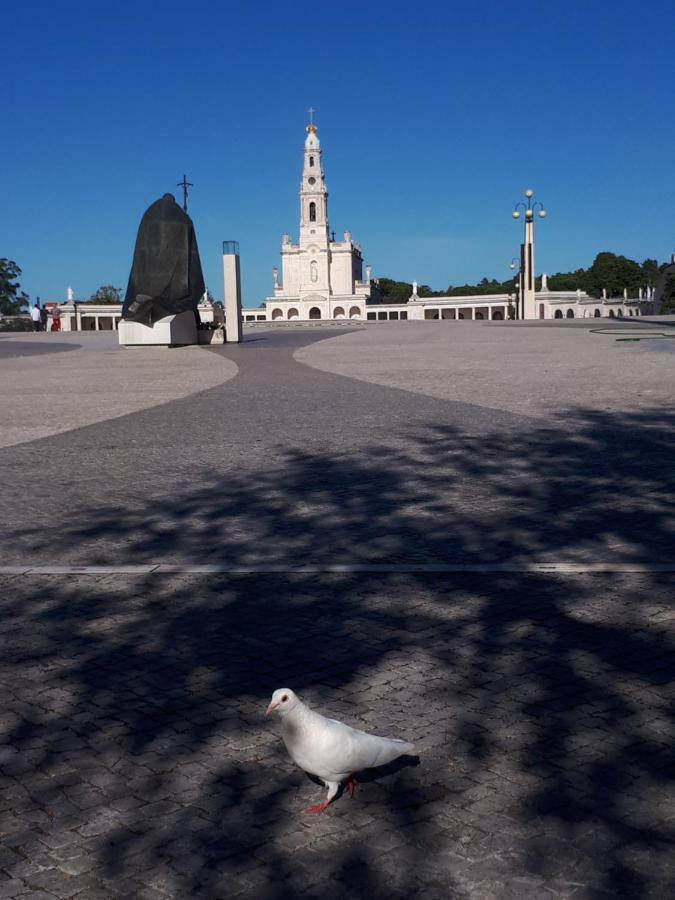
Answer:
(522, 218, 536, 319)
(222, 241, 243, 343)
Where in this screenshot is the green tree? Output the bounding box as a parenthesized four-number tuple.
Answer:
(0, 258, 29, 315)
(85, 285, 123, 304)
(378, 249, 663, 302)
(378, 278, 415, 303)
(445, 277, 512, 296)
(547, 269, 586, 291)
(584, 252, 643, 298)
(641, 258, 659, 288)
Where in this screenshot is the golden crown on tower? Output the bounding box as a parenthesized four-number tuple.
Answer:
(306, 106, 317, 133)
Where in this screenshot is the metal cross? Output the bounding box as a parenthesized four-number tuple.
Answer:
(176, 174, 193, 213)
(308, 106, 315, 125)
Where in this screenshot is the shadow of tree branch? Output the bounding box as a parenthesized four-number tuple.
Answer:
(1, 406, 674, 895)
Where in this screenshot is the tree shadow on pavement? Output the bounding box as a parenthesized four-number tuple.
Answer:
(1, 406, 675, 897)
(17, 405, 672, 568)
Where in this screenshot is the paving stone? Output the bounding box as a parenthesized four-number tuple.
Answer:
(0, 849, 24, 874)
(1, 329, 675, 897)
(0, 879, 30, 899)
(53, 857, 96, 878)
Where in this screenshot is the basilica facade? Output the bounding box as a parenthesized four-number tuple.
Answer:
(263, 120, 378, 320)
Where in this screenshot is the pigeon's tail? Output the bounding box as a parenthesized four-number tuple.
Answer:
(375, 737, 416, 767)
(394, 740, 415, 756)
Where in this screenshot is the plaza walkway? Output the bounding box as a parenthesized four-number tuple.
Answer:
(0, 324, 674, 898)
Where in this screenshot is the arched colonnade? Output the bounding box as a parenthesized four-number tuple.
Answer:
(268, 306, 363, 321)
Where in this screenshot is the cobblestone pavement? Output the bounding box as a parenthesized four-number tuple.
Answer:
(0, 573, 674, 898)
(0, 332, 236, 450)
(295, 318, 675, 422)
(1, 328, 674, 566)
(1, 326, 675, 897)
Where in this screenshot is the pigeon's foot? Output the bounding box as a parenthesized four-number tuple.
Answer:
(304, 800, 330, 815)
(345, 776, 357, 798)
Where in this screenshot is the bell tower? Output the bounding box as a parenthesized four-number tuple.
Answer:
(298, 110, 331, 297)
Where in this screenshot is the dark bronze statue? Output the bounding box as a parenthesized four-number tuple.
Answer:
(654, 257, 675, 313)
(122, 193, 205, 326)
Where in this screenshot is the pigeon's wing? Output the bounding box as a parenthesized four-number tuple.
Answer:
(312, 716, 413, 780)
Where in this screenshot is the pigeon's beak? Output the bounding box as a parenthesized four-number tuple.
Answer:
(266, 702, 278, 716)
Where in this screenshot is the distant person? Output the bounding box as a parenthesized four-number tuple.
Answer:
(40, 304, 48, 332)
(30, 305, 41, 332)
(51, 305, 61, 332)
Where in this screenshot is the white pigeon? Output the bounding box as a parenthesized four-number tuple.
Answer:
(266, 688, 415, 814)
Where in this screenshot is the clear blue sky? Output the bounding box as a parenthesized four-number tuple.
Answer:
(3, 0, 674, 305)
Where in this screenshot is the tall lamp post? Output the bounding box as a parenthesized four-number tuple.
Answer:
(512, 189, 546, 320)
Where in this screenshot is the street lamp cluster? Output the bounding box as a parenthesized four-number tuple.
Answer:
(509, 189, 547, 320)
(513, 188, 547, 223)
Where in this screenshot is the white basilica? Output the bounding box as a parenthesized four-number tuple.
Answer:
(264, 119, 378, 321)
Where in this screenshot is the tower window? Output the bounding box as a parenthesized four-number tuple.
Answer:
(309, 156, 314, 167)
(309, 202, 316, 222)
(310, 260, 318, 283)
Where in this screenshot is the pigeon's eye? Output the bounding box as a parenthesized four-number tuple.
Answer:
(281, 695, 288, 702)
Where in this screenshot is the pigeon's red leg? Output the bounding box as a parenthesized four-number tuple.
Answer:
(304, 799, 330, 815)
(345, 776, 357, 798)
(304, 782, 338, 815)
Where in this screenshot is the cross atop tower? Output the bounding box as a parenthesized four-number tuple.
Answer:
(308, 106, 315, 125)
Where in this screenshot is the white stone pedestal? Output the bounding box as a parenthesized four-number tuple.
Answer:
(118, 311, 197, 347)
(197, 326, 225, 344)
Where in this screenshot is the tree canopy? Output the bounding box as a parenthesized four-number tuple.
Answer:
(0, 259, 29, 315)
(378, 274, 515, 302)
(376, 279, 415, 303)
(379, 252, 661, 302)
(84, 285, 124, 304)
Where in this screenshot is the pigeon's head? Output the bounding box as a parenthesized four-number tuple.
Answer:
(266, 688, 299, 717)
